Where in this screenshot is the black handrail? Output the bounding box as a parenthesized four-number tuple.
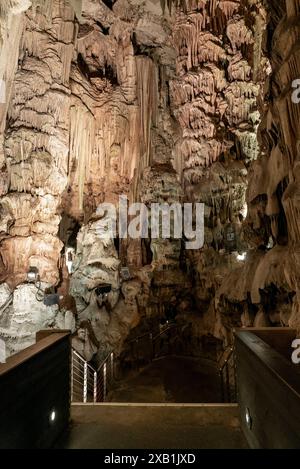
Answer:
(124, 324, 237, 403)
(218, 346, 236, 403)
(75, 325, 237, 403)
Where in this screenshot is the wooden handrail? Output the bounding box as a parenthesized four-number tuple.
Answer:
(0, 331, 70, 377)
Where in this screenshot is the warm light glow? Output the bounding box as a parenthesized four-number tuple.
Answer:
(49, 410, 56, 423)
(237, 252, 247, 261)
(65, 247, 75, 274)
(245, 408, 252, 429)
(241, 203, 248, 220)
(27, 266, 39, 283)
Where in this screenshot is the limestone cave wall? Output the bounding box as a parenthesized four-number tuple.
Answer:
(0, 0, 299, 362)
(168, 0, 269, 344)
(213, 0, 300, 341)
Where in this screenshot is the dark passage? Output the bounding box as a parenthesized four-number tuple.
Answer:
(109, 356, 221, 403)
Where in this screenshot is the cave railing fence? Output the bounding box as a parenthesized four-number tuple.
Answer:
(71, 349, 114, 403)
(71, 324, 237, 403)
(218, 346, 237, 403)
(124, 324, 237, 403)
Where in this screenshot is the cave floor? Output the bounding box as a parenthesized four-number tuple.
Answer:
(58, 403, 248, 449)
(108, 356, 222, 403)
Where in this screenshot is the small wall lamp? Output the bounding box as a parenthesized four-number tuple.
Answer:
(27, 266, 40, 283)
(65, 247, 75, 274)
(95, 284, 112, 307)
(120, 267, 131, 281)
(95, 283, 112, 298)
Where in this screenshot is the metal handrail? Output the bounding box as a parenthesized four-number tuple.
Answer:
(125, 323, 184, 367)
(71, 328, 237, 404)
(71, 324, 183, 403)
(218, 346, 234, 372)
(127, 322, 180, 345)
(218, 346, 236, 403)
(152, 323, 179, 342)
(71, 349, 115, 403)
(97, 351, 113, 373)
(73, 349, 97, 373)
(127, 327, 236, 403)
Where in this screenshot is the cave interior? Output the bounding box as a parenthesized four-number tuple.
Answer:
(0, 0, 300, 401)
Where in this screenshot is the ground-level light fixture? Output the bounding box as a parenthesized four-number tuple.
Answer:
(49, 409, 56, 424)
(245, 407, 252, 429)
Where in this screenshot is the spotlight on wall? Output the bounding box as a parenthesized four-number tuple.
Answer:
(65, 247, 75, 274)
(267, 237, 274, 250)
(95, 284, 112, 306)
(27, 266, 39, 283)
(27, 266, 47, 302)
(49, 409, 56, 424)
(95, 283, 112, 299)
(245, 407, 252, 429)
(120, 267, 131, 281)
(237, 252, 247, 262)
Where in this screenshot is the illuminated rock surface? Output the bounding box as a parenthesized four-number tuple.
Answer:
(0, 0, 299, 360)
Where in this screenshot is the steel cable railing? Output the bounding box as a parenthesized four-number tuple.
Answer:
(218, 346, 237, 403)
(71, 349, 115, 403)
(70, 325, 180, 403)
(126, 323, 184, 369)
(71, 324, 237, 403)
(125, 324, 237, 402)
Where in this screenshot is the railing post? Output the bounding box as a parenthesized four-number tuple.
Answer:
(83, 361, 88, 403)
(110, 352, 114, 382)
(103, 363, 107, 401)
(93, 371, 97, 403)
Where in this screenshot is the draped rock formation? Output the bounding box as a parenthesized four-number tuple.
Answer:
(213, 0, 300, 340)
(0, 0, 300, 361)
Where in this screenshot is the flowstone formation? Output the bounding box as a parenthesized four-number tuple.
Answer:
(1, 0, 300, 362)
(0, 0, 182, 358)
(168, 0, 270, 343)
(0, 0, 78, 354)
(211, 0, 300, 341)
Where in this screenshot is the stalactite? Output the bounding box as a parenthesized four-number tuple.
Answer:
(132, 56, 158, 201)
(69, 104, 95, 211)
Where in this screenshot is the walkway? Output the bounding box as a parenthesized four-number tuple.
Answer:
(58, 403, 248, 449)
(109, 356, 221, 403)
